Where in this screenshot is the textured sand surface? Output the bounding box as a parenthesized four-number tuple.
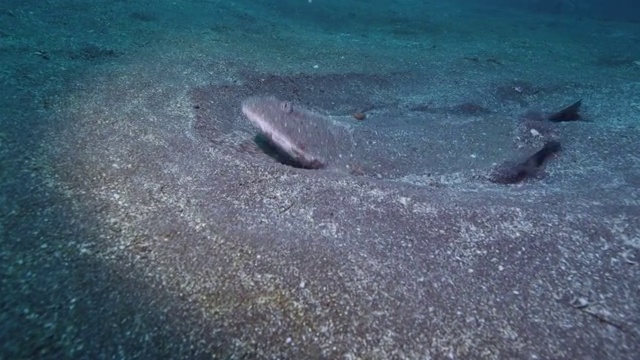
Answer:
(2, 0, 639, 358)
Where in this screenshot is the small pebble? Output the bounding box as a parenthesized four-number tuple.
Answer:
(570, 296, 589, 309)
(353, 112, 366, 120)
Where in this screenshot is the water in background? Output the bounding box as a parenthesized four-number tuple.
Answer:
(1, 0, 639, 359)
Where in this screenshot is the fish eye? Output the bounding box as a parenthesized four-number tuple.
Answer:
(281, 101, 293, 113)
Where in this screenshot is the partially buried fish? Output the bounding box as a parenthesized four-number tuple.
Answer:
(241, 96, 354, 170)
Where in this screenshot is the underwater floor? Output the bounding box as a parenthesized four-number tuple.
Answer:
(1, 0, 639, 358)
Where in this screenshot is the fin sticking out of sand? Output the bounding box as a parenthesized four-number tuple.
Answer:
(490, 141, 562, 184)
(547, 100, 582, 122)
